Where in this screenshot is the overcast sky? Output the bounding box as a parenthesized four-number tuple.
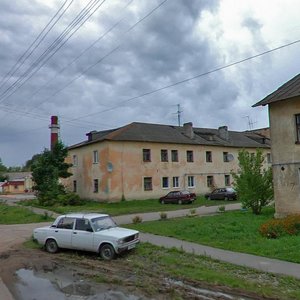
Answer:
(0, 0, 299, 166)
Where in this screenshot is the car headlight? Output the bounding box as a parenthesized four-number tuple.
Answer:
(134, 233, 139, 239)
(117, 238, 125, 245)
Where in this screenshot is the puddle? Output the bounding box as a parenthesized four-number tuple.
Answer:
(13, 268, 146, 300)
(165, 279, 255, 300)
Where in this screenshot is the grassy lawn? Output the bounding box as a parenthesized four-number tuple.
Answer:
(128, 206, 300, 263)
(19, 196, 238, 216)
(0, 203, 53, 224)
(26, 240, 300, 299)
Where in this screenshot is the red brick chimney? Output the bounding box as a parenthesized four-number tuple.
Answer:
(49, 116, 60, 150)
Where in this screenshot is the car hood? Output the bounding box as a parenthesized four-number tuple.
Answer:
(33, 225, 52, 232)
(95, 227, 138, 239)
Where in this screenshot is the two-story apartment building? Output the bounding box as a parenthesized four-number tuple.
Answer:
(65, 122, 271, 202)
(254, 73, 300, 217)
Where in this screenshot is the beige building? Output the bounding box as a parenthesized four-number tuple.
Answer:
(65, 122, 271, 202)
(254, 73, 300, 217)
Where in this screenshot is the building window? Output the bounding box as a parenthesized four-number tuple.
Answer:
(172, 176, 179, 188)
(187, 176, 195, 188)
(161, 149, 168, 162)
(144, 177, 152, 191)
(206, 151, 212, 162)
(72, 155, 78, 166)
(187, 150, 194, 162)
(162, 177, 169, 188)
(207, 176, 214, 187)
(93, 179, 99, 193)
(296, 114, 300, 143)
(267, 153, 272, 164)
(171, 150, 178, 162)
(223, 152, 229, 162)
(73, 180, 77, 192)
(143, 149, 151, 162)
(93, 150, 99, 164)
(225, 175, 230, 186)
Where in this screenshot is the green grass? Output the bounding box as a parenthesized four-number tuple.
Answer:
(19, 196, 238, 216)
(0, 203, 53, 224)
(128, 206, 300, 263)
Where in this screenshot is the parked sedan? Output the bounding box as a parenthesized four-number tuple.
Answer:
(159, 191, 196, 204)
(204, 187, 237, 200)
(33, 213, 139, 260)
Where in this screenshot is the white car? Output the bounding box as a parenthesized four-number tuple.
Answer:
(33, 213, 139, 260)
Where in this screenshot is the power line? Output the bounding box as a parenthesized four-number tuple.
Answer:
(0, 0, 72, 91)
(0, 0, 106, 104)
(65, 38, 300, 123)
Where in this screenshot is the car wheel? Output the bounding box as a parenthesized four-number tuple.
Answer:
(161, 200, 165, 204)
(100, 244, 115, 260)
(224, 196, 228, 201)
(45, 239, 58, 253)
(178, 199, 183, 205)
(207, 196, 211, 201)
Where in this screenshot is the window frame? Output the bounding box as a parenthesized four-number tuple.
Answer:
(223, 152, 229, 162)
(224, 175, 230, 186)
(267, 153, 272, 164)
(72, 154, 78, 166)
(93, 179, 99, 193)
(143, 149, 151, 162)
(187, 176, 195, 188)
(161, 149, 168, 162)
(296, 114, 300, 143)
(73, 180, 77, 192)
(207, 175, 214, 187)
(144, 177, 153, 191)
(171, 150, 178, 162)
(162, 177, 169, 188)
(187, 150, 194, 162)
(93, 150, 99, 164)
(206, 151, 212, 163)
(172, 176, 179, 188)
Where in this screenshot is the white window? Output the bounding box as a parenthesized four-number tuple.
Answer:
(72, 155, 78, 166)
(93, 150, 99, 164)
(172, 176, 179, 188)
(162, 177, 169, 188)
(187, 176, 195, 188)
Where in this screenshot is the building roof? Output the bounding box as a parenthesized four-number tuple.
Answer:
(3, 172, 32, 181)
(69, 122, 270, 150)
(253, 73, 300, 107)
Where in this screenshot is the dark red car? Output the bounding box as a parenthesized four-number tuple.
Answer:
(204, 188, 237, 200)
(159, 191, 196, 204)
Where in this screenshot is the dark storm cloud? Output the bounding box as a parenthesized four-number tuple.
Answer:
(0, 0, 298, 166)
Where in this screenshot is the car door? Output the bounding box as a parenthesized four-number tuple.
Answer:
(166, 192, 175, 203)
(210, 189, 219, 200)
(53, 217, 75, 249)
(71, 218, 95, 252)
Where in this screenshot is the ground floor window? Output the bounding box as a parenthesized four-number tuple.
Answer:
(144, 177, 152, 191)
(187, 176, 195, 188)
(225, 175, 230, 186)
(162, 177, 169, 188)
(207, 176, 214, 187)
(172, 176, 179, 188)
(93, 179, 99, 193)
(73, 180, 77, 192)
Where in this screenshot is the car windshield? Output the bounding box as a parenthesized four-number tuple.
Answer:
(182, 191, 189, 195)
(226, 188, 235, 192)
(90, 216, 117, 231)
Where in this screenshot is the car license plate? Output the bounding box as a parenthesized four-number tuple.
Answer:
(128, 244, 136, 250)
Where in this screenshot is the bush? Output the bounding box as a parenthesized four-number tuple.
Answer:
(132, 215, 142, 224)
(57, 192, 84, 206)
(259, 214, 300, 238)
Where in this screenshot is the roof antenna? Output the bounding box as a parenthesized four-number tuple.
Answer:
(244, 116, 256, 130)
(175, 104, 183, 126)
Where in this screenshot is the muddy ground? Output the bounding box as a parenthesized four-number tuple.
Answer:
(0, 244, 276, 300)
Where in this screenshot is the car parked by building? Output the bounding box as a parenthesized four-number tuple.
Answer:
(159, 190, 196, 204)
(33, 213, 139, 260)
(204, 188, 237, 201)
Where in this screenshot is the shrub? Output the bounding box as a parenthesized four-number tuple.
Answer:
(132, 215, 142, 224)
(259, 214, 300, 238)
(218, 205, 226, 213)
(57, 192, 84, 206)
(160, 212, 168, 220)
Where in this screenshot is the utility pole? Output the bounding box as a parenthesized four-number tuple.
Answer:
(176, 104, 183, 126)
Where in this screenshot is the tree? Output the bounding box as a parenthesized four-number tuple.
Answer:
(31, 142, 72, 205)
(23, 153, 43, 171)
(232, 149, 273, 215)
(0, 158, 8, 181)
